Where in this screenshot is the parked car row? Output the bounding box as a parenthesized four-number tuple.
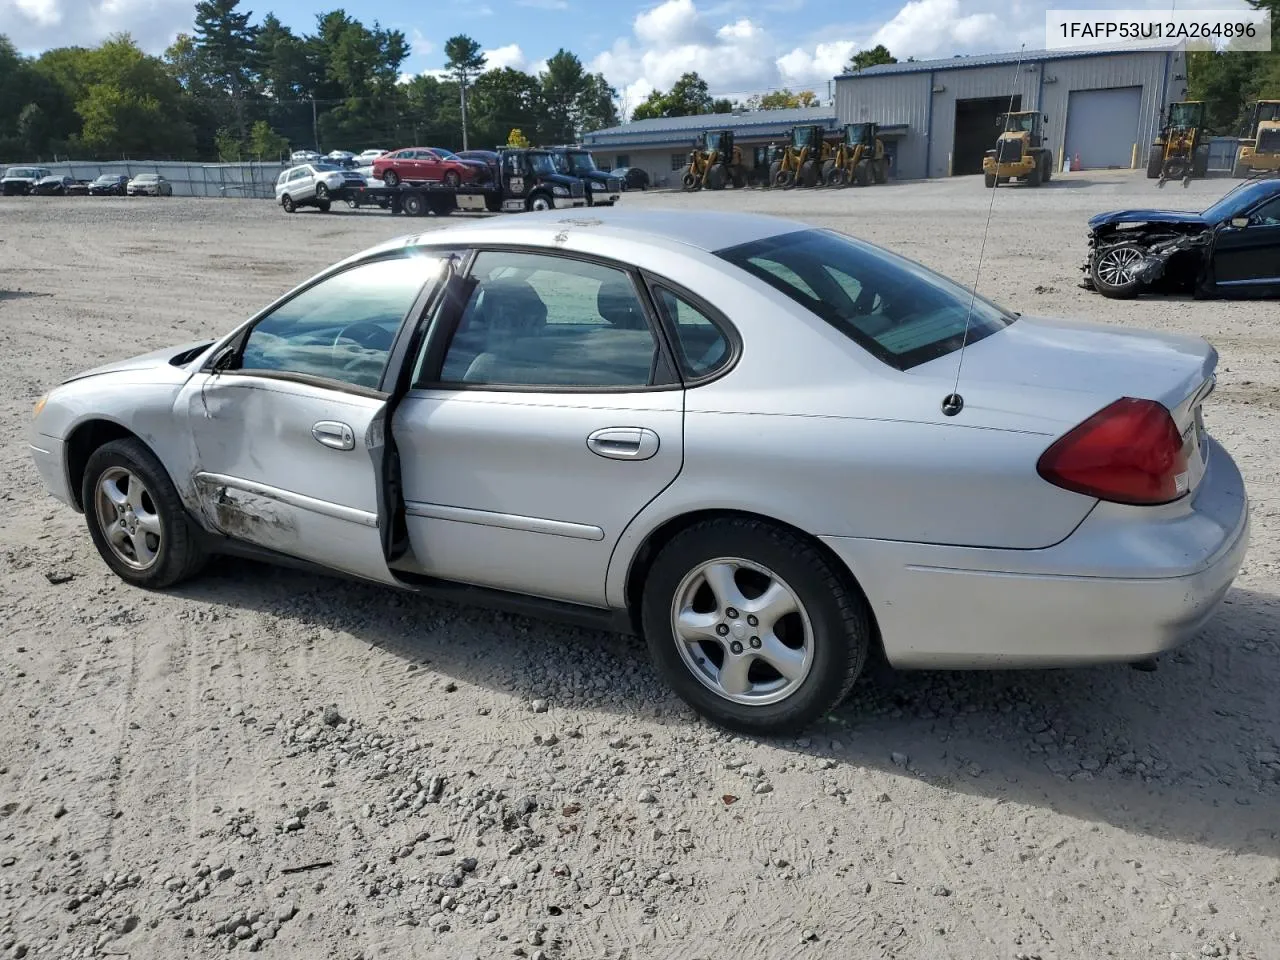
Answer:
(1, 167, 173, 197)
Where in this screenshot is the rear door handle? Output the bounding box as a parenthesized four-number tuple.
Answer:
(312, 420, 355, 451)
(586, 427, 660, 461)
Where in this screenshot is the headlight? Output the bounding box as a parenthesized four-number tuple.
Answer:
(33, 394, 47, 418)
(552, 185, 569, 196)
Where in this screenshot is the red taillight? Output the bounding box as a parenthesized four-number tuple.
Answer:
(1037, 397, 1189, 505)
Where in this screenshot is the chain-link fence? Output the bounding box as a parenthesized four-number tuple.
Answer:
(0, 159, 288, 199)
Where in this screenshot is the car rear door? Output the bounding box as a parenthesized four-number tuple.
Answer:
(1211, 195, 1280, 288)
(174, 252, 456, 583)
(391, 248, 686, 606)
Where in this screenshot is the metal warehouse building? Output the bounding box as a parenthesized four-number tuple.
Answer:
(582, 106, 835, 189)
(836, 46, 1187, 179)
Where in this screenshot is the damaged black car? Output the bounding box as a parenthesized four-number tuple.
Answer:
(1081, 175, 1280, 299)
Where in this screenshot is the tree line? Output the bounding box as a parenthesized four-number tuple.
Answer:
(0, 0, 621, 162)
(1187, 0, 1280, 134)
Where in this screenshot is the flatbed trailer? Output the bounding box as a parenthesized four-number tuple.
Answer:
(346, 181, 500, 216)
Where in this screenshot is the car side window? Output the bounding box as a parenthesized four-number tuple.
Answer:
(238, 257, 435, 391)
(1250, 198, 1280, 226)
(651, 285, 732, 378)
(433, 251, 660, 388)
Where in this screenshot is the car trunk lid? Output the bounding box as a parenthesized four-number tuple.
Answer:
(912, 314, 1216, 494)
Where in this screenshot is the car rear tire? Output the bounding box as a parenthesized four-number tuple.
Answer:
(281, 194, 296, 213)
(383, 170, 400, 187)
(799, 160, 820, 188)
(81, 439, 207, 589)
(444, 171, 461, 189)
(1090, 241, 1148, 299)
(317, 198, 331, 213)
(640, 518, 871, 736)
(315, 183, 329, 200)
(854, 160, 872, 186)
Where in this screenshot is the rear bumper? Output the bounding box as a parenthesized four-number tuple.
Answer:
(30, 433, 74, 509)
(821, 437, 1250, 668)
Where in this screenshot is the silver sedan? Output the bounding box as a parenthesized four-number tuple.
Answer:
(28, 209, 1250, 734)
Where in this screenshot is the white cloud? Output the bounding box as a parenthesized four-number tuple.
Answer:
(0, 0, 190, 53)
(483, 43, 529, 71)
(869, 0, 1001, 59)
(410, 29, 434, 59)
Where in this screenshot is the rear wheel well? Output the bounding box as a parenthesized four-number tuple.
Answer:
(65, 420, 142, 511)
(622, 508, 883, 657)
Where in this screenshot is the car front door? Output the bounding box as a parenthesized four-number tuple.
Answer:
(1212, 196, 1280, 288)
(174, 252, 453, 583)
(392, 248, 686, 606)
(419, 150, 443, 181)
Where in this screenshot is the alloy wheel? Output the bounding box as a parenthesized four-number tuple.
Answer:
(1096, 246, 1145, 286)
(671, 557, 814, 706)
(94, 467, 163, 570)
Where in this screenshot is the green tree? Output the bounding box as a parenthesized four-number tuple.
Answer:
(847, 44, 896, 72)
(0, 37, 76, 157)
(470, 67, 542, 149)
(444, 35, 486, 150)
(630, 72, 714, 120)
(214, 126, 242, 160)
(711, 97, 734, 113)
(577, 72, 620, 133)
(193, 0, 258, 137)
(247, 119, 289, 159)
(75, 34, 195, 158)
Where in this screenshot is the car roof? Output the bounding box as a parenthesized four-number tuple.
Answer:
(344, 208, 808, 266)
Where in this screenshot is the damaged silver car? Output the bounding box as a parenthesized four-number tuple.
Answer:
(1081, 175, 1280, 299)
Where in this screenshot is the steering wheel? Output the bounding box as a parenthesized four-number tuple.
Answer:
(331, 321, 390, 360)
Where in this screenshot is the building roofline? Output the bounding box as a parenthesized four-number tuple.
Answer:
(835, 44, 1182, 80)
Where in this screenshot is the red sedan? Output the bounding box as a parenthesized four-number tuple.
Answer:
(372, 148, 491, 187)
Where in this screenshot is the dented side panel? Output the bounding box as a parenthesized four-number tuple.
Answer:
(175, 373, 398, 584)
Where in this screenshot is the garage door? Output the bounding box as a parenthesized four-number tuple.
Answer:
(1064, 86, 1143, 170)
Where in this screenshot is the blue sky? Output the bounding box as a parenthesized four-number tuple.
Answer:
(0, 0, 1259, 112)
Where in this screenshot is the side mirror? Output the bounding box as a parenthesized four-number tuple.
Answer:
(1230, 216, 1250, 228)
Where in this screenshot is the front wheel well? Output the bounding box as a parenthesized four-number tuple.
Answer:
(65, 420, 143, 511)
(621, 508, 883, 657)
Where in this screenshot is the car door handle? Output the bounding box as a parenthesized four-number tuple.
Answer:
(312, 420, 355, 451)
(586, 427, 660, 461)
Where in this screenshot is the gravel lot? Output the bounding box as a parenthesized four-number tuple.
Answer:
(2, 172, 1279, 960)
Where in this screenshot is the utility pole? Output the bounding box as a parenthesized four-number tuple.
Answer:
(311, 96, 319, 153)
(460, 83, 470, 151)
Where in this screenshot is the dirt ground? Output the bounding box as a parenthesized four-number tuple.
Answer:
(1, 171, 1279, 960)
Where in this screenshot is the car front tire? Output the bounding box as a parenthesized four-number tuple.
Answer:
(640, 518, 870, 736)
(81, 438, 207, 589)
(1090, 241, 1148, 299)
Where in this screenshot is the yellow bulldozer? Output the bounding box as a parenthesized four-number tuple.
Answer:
(1234, 100, 1280, 177)
(1146, 100, 1209, 186)
(822, 122, 887, 187)
(982, 111, 1052, 187)
(681, 129, 748, 191)
(769, 125, 831, 189)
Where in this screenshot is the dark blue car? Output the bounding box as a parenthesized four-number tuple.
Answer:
(1082, 175, 1280, 298)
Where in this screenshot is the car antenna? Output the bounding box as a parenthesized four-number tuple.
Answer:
(942, 44, 1027, 418)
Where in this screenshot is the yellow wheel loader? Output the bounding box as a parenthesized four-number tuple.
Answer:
(681, 130, 748, 190)
(982, 111, 1052, 187)
(821, 122, 888, 187)
(769, 125, 831, 189)
(1234, 100, 1280, 178)
(1146, 101, 1209, 187)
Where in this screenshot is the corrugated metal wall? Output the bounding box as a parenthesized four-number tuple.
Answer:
(926, 64, 1040, 178)
(835, 51, 1182, 180)
(1041, 52, 1180, 173)
(836, 73, 931, 182)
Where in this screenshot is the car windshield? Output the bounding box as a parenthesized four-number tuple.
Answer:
(1202, 179, 1280, 222)
(313, 163, 342, 171)
(434, 148, 457, 159)
(94, 175, 116, 182)
(529, 153, 557, 175)
(717, 228, 1016, 371)
(135, 174, 158, 181)
(567, 152, 598, 172)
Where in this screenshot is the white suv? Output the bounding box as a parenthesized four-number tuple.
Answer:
(275, 162, 366, 213)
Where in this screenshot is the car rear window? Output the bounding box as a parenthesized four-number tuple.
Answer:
(716, 228, 1016, 371)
